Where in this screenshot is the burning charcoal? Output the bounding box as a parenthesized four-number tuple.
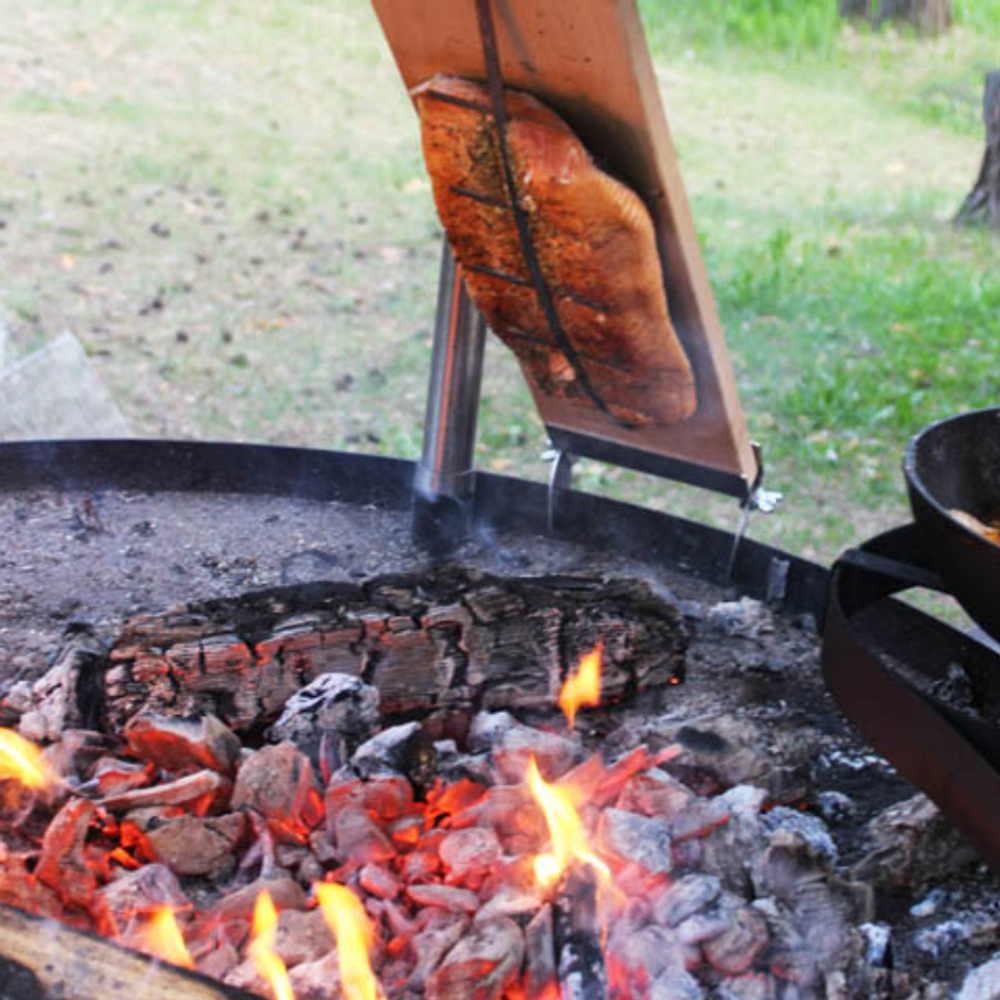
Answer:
(852, 793, 979, 893)
(41, 730, 113, 789)
(611, 925, 692, 982)
(0, 853, 65, 920)
(648, 969, 705, 1000)
(352, 721, 438, 791)
(616, 769, 694, 821)
(655, 712, 816, 804)
(231, 742, 324, 844)
(92, 863, 189, 934)
(815, 790, 856, 825)
(698, 786, 768, 893)
(409, 912, 470, 990)
(223, 957, 269, 997)
(34, 798, 97, 909)
(597, 808, 673, 875)
(671, 796, 732, 842)
(189, 875, 307, 946)
(333, 805, 396, 864)
(125, 713, 241, 776)
(675, 909, 733, 947)
(718, 973, 778, 1000)
(439, 827, 501, 883)
(703, 906, 770, 976)
(407, 883, 480, 914)
(427, 916, 525, 1000)
(653, 873, 722, 927)
(860, 922, 892, 967)
(92, 757, 153, 798)
(269, 672, 380, 774)
(448, 783, 547, 843)
(119, 805, 183, 859)
(288, 951, 342, 1000)
(476, 874, 545, 920)
(198, 941, 240, 980)
(99, 768, 231, 813)
(16, 627, 108, 741)
(754, 831, 874, 980)
(275, 843, 310, 870)
(760, 807, 837, 864)
(144, 812, 246, 878)
(274, 908, 335, 967)
(705, 598, 771, 638)
(360, 862, 401, 900)
(957, 956, 1000, 1000)
(469, 711, 579, 782)
(400, 850, 441, 882)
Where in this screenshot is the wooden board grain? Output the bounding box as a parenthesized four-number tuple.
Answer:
(371, 0, 758, 485)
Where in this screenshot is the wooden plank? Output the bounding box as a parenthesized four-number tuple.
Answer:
(0, 904, 260, 1000)
(371, 0, 758, 484)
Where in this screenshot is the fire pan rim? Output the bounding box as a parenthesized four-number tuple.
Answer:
(0, 438, 828, 617)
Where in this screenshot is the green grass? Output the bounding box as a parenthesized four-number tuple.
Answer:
(0, 0, 997, 565)
(639, 0, 840, 60)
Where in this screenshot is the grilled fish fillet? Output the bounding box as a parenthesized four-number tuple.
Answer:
(412, 74, 696, 428)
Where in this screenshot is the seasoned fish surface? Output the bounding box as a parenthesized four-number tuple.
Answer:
(412, 74, 697, 428)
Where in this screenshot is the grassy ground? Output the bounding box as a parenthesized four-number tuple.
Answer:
(0, 1, 997, 563)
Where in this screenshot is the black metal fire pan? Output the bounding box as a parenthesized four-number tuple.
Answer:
(0, 438, 828, 618)
(905, 407, 1000, 644)
(824, 522, 1000, 876)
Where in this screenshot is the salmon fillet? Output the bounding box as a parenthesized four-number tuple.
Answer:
(412, 74, 697, 428)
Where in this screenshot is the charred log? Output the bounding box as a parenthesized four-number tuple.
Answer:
(0, 904, 262, 1000)
(955, 71, 1000, 229)
(98, 569, 687, 733)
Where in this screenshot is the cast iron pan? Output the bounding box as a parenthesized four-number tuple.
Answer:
(905, 407, 1000, 644)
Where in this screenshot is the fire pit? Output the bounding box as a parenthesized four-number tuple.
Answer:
(0, 439, 999, 1000)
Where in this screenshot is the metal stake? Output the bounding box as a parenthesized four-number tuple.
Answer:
(411, 238, 487, 552)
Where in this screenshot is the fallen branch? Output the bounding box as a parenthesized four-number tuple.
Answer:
(0, 904, 262, 1000)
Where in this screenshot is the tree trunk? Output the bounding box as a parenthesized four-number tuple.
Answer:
(874, 0, 953, 33)
(955, 71, 1000, 229)
(838, 0, 871, 19)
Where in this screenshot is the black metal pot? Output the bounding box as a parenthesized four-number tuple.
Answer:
(904, 407, 1000, 644)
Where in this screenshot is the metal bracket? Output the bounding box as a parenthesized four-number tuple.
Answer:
(725, 443, 783, 580)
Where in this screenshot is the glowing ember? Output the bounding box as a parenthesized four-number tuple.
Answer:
(0, 728, 56, 790)
(316, 882, 382, 1000)
(250, 890, 294, 1000)
(558, 641, 603, 729)
(142, 906, 194, 969)
(526, 755, 609, 889)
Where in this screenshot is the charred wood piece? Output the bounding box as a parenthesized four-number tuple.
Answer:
(99, 569, 687, 732)
(554, 864, 607, 1000)
(0, 903, 264, 1000)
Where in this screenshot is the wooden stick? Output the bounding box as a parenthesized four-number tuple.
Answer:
(553, 864, 607, 1000)
(0, 904, 262, 1000)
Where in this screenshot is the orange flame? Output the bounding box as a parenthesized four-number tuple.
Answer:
(143, 907, 194, 969)
(558, 641, 603, 729)
(316, 882, 382, 1000)
(0, 728, 56, 790)
(250, 890, 294, 1000)
(526, 756, 609, 889)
